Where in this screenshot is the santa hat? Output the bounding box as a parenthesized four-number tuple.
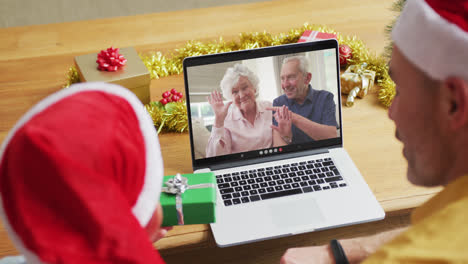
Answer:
(392, 0, 468, 81)
(0, 83, 165, 263)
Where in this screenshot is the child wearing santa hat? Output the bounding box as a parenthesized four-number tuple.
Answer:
(0, 82, 169, 263)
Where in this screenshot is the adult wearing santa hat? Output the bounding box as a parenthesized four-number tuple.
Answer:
(281, 0, 468, 263)
(0, 82, 168, 263)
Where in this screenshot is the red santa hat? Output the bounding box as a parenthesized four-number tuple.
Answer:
(392, 0, 468, 81)
(0, 82, 165, 263)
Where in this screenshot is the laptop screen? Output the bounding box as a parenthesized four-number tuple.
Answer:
(183, 40, 342, 169)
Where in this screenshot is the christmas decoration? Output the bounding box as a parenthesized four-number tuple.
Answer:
(377, 70, 396, 108)
(96, 47, 127, 71)
(63, 66, 80, 88)
(297, 30, 337, 42)
(339, 44, 352, 68)
(160, 88, 184, 105)
(340, 63, 376, 107)
(160, 172, 216, 226)
(145, 100, 188, 133)
(63, 20, 405, 132)
(384, 0, 407, 59)
(376, 0, 406, 108)
(74, 47, 151, 104)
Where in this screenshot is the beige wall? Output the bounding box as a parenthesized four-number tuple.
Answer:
(0, 0, 264, 28)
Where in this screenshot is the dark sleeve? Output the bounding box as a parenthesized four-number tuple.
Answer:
(272, 97, 281, 107)
(321, 93, 338, 127)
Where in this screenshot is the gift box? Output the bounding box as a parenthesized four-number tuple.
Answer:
(298, 30, 337, 43)
(160, 172, 216, 226)
(340, 63, 376, 107)
(74, 47, 151, 104)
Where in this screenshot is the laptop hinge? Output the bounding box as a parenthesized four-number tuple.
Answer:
(207, 148, 330, 171)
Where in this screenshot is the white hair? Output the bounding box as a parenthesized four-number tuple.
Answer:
(220, 64, 259, 100)
(283, 56, 309, 75)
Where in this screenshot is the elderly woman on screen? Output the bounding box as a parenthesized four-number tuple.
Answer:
(205, 64, 273, 157)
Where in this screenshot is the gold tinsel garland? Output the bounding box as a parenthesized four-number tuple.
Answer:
(64, 23, 396, 131)
(145, 101, 188, 134)
(64, 66, 80, 88)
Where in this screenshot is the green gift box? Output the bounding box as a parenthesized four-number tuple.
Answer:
(160, 172, 216, 226)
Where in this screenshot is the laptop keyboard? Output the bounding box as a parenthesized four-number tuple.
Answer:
(216, 157, 347, 206)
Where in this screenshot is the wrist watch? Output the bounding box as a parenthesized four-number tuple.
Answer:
(330, 239, 349, 264)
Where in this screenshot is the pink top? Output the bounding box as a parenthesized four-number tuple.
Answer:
(206, 100, 273, 157)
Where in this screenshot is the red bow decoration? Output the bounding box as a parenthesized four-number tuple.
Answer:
(339, 44, 352, 67)
(96, 47, 127, 71)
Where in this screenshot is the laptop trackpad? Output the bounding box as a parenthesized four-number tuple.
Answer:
(269, 198, 325, 228)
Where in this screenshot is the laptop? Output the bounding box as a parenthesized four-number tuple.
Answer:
(182, 39, 385, 247)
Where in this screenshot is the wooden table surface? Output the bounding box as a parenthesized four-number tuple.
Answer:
(0, 0, 441, 262)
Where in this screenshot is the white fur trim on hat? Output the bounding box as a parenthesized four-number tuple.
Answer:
(392, 0, 468, 81)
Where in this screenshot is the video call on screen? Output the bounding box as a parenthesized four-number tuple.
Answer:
(186, 49, 341, 161)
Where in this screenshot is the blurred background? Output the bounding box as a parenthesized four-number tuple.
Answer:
(0, 0, 265, 28)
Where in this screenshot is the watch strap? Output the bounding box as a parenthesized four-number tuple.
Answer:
(330, 239, 349, 264)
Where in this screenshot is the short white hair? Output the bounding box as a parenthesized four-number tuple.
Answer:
(220, 64, 259, 100)
(283, 56, 309, 75)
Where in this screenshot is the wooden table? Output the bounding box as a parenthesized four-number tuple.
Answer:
(0, 0, 441, 263)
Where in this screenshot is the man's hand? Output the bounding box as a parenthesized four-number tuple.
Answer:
(280, 227, 408, 264)
(207, 91, 232, 128)
(268, 106, 293, 140)
(281, 245, 334, 264)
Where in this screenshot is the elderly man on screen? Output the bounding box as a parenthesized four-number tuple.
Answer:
(269, 56, 338, 147)
(281, 0, 468, 263)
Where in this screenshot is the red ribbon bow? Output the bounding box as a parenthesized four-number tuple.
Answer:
(96, 47, 127, 71)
